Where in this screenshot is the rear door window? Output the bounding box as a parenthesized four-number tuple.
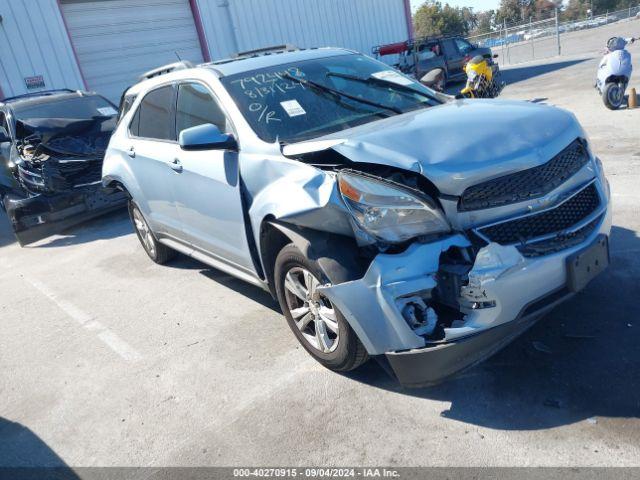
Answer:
(175, 82, 228, 136)
(118, 93, 137, 124)
(0, 112, 9, 137)
(136, 85, 176, 141)
(454, 38, 473, 55)
(441, 39, 458, 58)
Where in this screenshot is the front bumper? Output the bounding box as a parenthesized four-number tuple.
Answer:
(2, 185, 127, 246)
(386, 286, 571, 387)
(319, 190, 612, 387)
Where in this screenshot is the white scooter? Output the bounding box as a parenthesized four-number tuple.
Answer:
(596, 36, 637, 110)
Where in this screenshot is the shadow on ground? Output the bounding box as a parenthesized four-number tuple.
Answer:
(165, 254, 281, 313)
(0, 418, 78, 475)
(501, 58, 592, 85)
(0, 208, 130, 249)
(441, 58, 590, 96)
(342, 225, 640, 430)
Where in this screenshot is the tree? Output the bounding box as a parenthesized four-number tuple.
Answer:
(495, 0, 528, 25)
(494, 0, 560, 25)
(413, 1, 476, 37)
(473, 10, 496, 34)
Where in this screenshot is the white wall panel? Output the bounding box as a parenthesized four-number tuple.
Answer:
(0, 0, 84, 99)
(196, 0, 409, 60)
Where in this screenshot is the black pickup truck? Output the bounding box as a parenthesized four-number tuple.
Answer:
(373, 35, 495, 88)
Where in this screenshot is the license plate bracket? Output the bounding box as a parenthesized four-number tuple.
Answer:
(566, 234, 609, 293)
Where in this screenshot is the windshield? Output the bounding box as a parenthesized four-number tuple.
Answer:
(220, 54, 440, 144)
(13, 95, 117, 122)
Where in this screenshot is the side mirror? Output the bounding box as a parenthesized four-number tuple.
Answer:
(179, 123, 237, 151)
(0, 127, 10, 144)
(493, 54, 499, 59)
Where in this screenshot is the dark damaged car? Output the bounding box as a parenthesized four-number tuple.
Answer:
(103, 49, 611, 386)
(0, 89, 127, 245)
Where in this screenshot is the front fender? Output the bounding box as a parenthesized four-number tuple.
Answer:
(242, 153, 354, 265)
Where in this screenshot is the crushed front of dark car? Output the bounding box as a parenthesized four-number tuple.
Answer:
(0, 91, 127, 245)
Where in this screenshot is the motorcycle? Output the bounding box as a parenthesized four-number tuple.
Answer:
(596, 36, 637, 110)
(460, 55, 504, 99)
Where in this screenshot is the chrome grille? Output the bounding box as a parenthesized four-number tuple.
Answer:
(458, 140, 590, 212)
(475, 182, 601, 252)
(517, 215, 603, 257)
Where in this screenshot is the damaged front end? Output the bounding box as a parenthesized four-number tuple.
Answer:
(281, 134, 611, 387)
(3, 117, 126, 245)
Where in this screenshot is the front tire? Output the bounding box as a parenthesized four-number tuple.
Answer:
(274, 244, 368, 372)
(129, 201, 176, 264)
(603, 82, 624, 110)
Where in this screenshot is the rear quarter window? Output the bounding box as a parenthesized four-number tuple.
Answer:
(133, 85, 176, 141)
(118, 93, 137, 125)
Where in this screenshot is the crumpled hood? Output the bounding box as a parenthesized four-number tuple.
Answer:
(16, 117, 115, 158)
(289, 99, 584, 195)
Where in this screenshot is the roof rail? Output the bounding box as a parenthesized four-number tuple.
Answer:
(139, 60, 194, 81)
(234, 44, 299, 58)
(1, 88, 77, 103)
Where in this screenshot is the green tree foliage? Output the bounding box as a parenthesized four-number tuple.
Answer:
(474, 10, 495, 34)
(412, 0, 636, 38)
(413, 1, 477, 37)
(563, 0, 636, 18)
(494, 0, 558, 24)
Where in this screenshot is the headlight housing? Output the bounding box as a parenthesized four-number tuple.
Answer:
(338, 170, 450, 243)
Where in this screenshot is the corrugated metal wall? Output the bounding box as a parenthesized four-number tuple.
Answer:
(195, 0, 409, 60)
(0, 0, 409, 100)
(60, 0, 204, 103)
(0, 0, 84, 99)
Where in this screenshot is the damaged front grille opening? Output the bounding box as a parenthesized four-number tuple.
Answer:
(12, 116, 114, 196)
(398, 245, 481, 342)
(16, 133, 106, 195)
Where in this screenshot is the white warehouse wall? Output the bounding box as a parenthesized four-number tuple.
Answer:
(195, 0, 410, 60)
(0, 0, 84, 99)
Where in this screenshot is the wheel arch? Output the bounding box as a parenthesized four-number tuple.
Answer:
(102, 176, 132, 199)
(259, 218, 369, 299)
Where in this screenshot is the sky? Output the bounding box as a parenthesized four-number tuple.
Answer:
(410, 0, 501, 12)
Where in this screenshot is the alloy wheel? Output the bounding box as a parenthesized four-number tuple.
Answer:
(283, 267, 339, 353)
(132, 208, 156, 257)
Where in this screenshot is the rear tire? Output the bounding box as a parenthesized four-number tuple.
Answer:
(603, 82, 624, 110)
(129, 201, 176, 264)
(274, 243, 368, 372)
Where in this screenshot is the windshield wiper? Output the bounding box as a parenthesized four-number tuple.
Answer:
(282, 72, 403, 115)
(326, 72, 438, 102)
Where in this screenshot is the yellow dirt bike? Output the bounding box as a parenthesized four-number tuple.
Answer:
(460, 55, 504, 99)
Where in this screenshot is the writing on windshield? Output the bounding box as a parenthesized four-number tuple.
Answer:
(221, 54, 438, 143)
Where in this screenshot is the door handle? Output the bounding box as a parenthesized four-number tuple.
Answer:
(169, 158, 183, 173)
(127, 147, 135, 158)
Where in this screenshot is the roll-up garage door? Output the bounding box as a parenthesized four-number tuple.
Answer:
(60, 0, 205, 102)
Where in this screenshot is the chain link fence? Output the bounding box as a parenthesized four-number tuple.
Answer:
(467, 4, 640, 65)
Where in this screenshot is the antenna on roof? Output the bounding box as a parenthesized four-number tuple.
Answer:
(175, 51, 182, 61)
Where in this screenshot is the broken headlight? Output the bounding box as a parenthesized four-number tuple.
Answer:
(338, 171, 450, 243)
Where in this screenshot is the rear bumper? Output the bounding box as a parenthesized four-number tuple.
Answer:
(2, 185, 127, 245)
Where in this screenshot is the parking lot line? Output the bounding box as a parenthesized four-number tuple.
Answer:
(25, 277, 141, 361)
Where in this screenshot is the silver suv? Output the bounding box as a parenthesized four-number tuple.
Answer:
(103, 47, 611, 387)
